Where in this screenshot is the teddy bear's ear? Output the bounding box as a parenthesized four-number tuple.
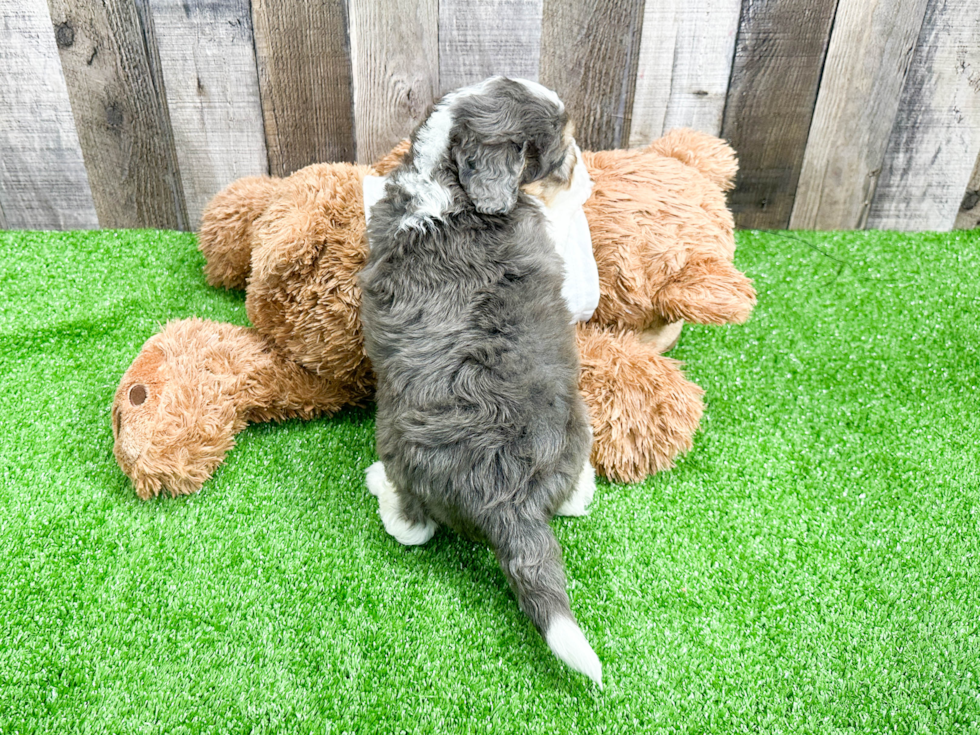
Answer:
(646, 129, 738, 192)
(199, 175, 283, 290)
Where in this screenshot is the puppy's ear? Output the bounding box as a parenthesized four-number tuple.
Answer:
(454, 139, 526, 215)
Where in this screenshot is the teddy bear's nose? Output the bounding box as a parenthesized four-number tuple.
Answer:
(129, 384, 147, 406)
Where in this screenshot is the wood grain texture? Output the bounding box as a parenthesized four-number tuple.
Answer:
(439, 0, 543, 95)
(868, 0, 980, 231)
(954, 153, 980, 229)
(349, 0, 438, 165)
(629, 0, 741, 146)
(147, 0, 268, 229)
(0, 0, 98, 230)
(46, 0, 187, 229)
(791, 0, 929, 230)
(721, 0, 839, 230)
(540, 0, 645, 150)
(252, 0, 355, 175)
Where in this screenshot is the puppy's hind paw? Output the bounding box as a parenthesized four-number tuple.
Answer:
(365, 461, 437, 545)
(556, 462, 596, 517)
(365, 461, 390, 498)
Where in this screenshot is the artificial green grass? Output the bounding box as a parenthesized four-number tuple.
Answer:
(0, 227, 978, 733)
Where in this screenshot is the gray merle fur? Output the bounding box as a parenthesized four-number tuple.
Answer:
(359, 78, 597, 676)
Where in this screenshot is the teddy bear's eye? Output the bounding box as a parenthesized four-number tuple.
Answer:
(129, 384, 147, 406)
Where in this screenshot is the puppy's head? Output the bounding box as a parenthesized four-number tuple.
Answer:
(416, 77, 577, 216)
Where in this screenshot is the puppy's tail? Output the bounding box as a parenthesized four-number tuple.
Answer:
(489, 517, 602, 687)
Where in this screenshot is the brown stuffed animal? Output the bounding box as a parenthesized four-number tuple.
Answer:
(112, 129, 755, 499)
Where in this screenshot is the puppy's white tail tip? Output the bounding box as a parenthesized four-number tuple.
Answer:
(545, 616, 603, 688)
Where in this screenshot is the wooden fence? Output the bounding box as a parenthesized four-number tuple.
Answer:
(1, 0, 979, 232)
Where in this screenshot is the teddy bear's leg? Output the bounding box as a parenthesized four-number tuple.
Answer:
(199, 175, 283, 290)
(576, 325, 705, 483)
(651, 253, 757, 326)
(365, 461, 438, 545)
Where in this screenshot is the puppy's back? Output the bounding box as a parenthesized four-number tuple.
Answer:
(363, 201, 580, 428)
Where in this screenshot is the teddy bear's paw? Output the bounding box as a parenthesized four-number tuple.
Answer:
(652, 254, 757, 326)
(556, 461, 596, 517)
(366, 461, 437, 545)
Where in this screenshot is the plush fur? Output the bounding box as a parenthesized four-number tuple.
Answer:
(359, 77, 600, 685)
(111, 318, 347, 500)
(112, 127, 754, 498)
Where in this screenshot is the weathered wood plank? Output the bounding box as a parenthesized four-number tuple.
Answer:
(0, 0, 98, 230)
(868, 0, 980, 231)
(954, 153, 980, 229)
(721, 0, 839, 230)
(439, 0, 543, 95)
(540, 0, 645, 150)
(251, 0, 355, 175)
(791, 0, 929, 230)
(628, 0, 741, 146)
(46, 0, 187, 229)
(146, 0, 268, 229)
(349, 0, 438, 165)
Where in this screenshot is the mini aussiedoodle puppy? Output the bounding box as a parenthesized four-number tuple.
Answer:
(359, 77, 602, 685)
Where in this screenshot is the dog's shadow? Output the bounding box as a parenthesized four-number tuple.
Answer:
(369, 520, 605, 691)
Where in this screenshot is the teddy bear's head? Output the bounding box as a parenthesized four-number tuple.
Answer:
(112, 325, 241, 499)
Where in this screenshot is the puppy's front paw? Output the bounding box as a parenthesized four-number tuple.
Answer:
(365, 461, 437, 545)
(555, 462, 596, 517)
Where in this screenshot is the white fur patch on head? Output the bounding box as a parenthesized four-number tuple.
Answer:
(396, 78, 505, 232)
(410, 104, 455, 180)
(397, 170, 455, 232)
(397, 102, 456, 232)
(546, 616, 603, 687)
